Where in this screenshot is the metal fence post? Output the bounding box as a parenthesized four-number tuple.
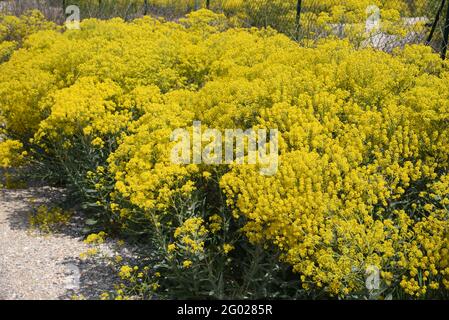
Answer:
(427, 0, 446, 45)
(144, 0, 148, 15)
(62, 0, 66, 18)
(98, 0, 102, 18)
(295, 0, 302, 40)
(442, 0, 449, 59)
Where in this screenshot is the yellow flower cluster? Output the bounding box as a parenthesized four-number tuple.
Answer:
(0, 139, 26, 168)
(173, 217, 208, 254)
(84, 231, 107, 245)
(28, 205, 72, 233)
(79, 248, 99, 260)
(209, 214, 223, 233)
(0, 10, 57, 62)
(222, 243, 235, 254)
(119, 265, 134, 279)
(217, 42, 449, 296)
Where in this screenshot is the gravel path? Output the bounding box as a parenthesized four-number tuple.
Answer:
(0, 187, 126, 300)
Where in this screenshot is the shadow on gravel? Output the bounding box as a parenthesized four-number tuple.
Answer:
(57, 243, 148, 300)
(58, 257, 120, 300)
(1, 187, 88, 238)
(1, 187, 63, 228)
(1, 186, 143, 300)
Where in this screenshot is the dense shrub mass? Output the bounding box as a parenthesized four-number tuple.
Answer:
(0, 10, 58, 61)
(1, 9, 449, 299)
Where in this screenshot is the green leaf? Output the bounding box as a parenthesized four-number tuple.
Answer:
(85, 219, 98, 225)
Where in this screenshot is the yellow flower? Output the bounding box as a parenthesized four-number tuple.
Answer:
(100, 292, 110, 300)
(182, 260, 193, 268)
(151, 282, 160, 291)
(209, 214, 223, 233)
(119, 265, 133, 279)
(173, 218, 208, 254)
(84, 232, 107, 245)
(91, 137, 105, 148)
(167, 243, 176, 253)
(223, 243, 235, 254)
(80, 248, 99, 258)
(0, 140, 26, 168)
(202, 171, 212, 179)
